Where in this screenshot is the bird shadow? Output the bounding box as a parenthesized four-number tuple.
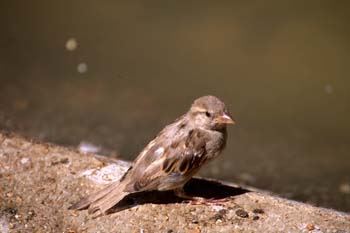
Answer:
(107, 178, 249, 214)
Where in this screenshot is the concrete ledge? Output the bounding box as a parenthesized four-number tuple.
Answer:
(0, 132, 349, 233)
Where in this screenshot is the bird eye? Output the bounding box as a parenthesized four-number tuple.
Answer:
(205, 111, 211, 117)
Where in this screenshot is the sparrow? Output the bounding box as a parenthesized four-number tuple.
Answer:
(69, 95, 235, 215)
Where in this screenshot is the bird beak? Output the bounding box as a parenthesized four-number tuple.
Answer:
(215, 112, 235, 125)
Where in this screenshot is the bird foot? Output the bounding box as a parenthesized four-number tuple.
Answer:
(174, 188, 229, 205)
(185, 197, 229, 205)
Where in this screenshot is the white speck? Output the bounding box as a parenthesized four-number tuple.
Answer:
(155, 147, 164, 155)
(78, 141, 101, 154)
(77, 63, 88, 73)
(324, 84, 333, 94)
(20, 157, 29, 164)
(139, 229, 145, 233)
(65, 38, 78, 51)
(212, 205, 225, 212)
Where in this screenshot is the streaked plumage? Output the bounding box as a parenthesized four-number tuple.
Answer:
(69, 95, 234, 215)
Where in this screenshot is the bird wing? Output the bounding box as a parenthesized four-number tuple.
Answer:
(124, 128, 208, 192)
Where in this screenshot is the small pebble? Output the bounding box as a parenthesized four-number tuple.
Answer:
(306, 223, 315, 231)
(253, 216, 259, 221)
(6, 192, 13, 198)
(26, 210, 35, 221)
(71, 211, 79, 217)
(51, 158, 69, 166)
(191, 219, 199, 224)
(211, 209, 227, 221)
(15, 196, 23, 204)
(235, 209, 249, 218)
(20, 157, 29, 164)
(8, 222, 15, 229)
(5, 207, 17, 215)
(253, 208, 264, 214)
(102, 174, 112, 181)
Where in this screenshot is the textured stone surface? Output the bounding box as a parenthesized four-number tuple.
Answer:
(0, 132, 349, 233)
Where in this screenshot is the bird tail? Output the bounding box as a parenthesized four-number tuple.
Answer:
(69, 181, 128, 216)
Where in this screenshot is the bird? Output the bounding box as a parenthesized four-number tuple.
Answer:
(69, 95, 235, 216)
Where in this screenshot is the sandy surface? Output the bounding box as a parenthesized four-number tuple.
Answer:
(0, 132, 349, 233)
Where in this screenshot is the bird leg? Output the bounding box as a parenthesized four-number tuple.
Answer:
(174, 188, 228, 205)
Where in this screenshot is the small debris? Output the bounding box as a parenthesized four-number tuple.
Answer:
(8, 222, 14, 229)
(71, 211, 79, 217)
(4, 207, 17, 215)
(253, 216, 259, 221)
(191, 219, 199, 224)
(51, 158, 69, 166)
(15, 196, 23, 205)
(26, 210, 35, 221)
(6, 192, 13, 198)
(235, 209, 249, 218)
(253, 208, 264, 214)
(20, 157, 29, 164)
(211, 209, 227, 221)
(102, 174, 112, 182)
(215, 219, 222, 224)
(306, 223, 315, 231)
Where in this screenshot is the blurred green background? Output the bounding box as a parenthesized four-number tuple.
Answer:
(0, 1, 349, 211)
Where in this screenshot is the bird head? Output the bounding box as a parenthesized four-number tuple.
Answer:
(189, 95, 235, 130)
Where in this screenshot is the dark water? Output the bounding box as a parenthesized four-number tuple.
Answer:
(1, 1, 349, 212)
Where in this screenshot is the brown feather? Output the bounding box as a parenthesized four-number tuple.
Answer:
(68, 181, 119, 210)
(87, 182, 128, 215)
(69, 95, 232, 216)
